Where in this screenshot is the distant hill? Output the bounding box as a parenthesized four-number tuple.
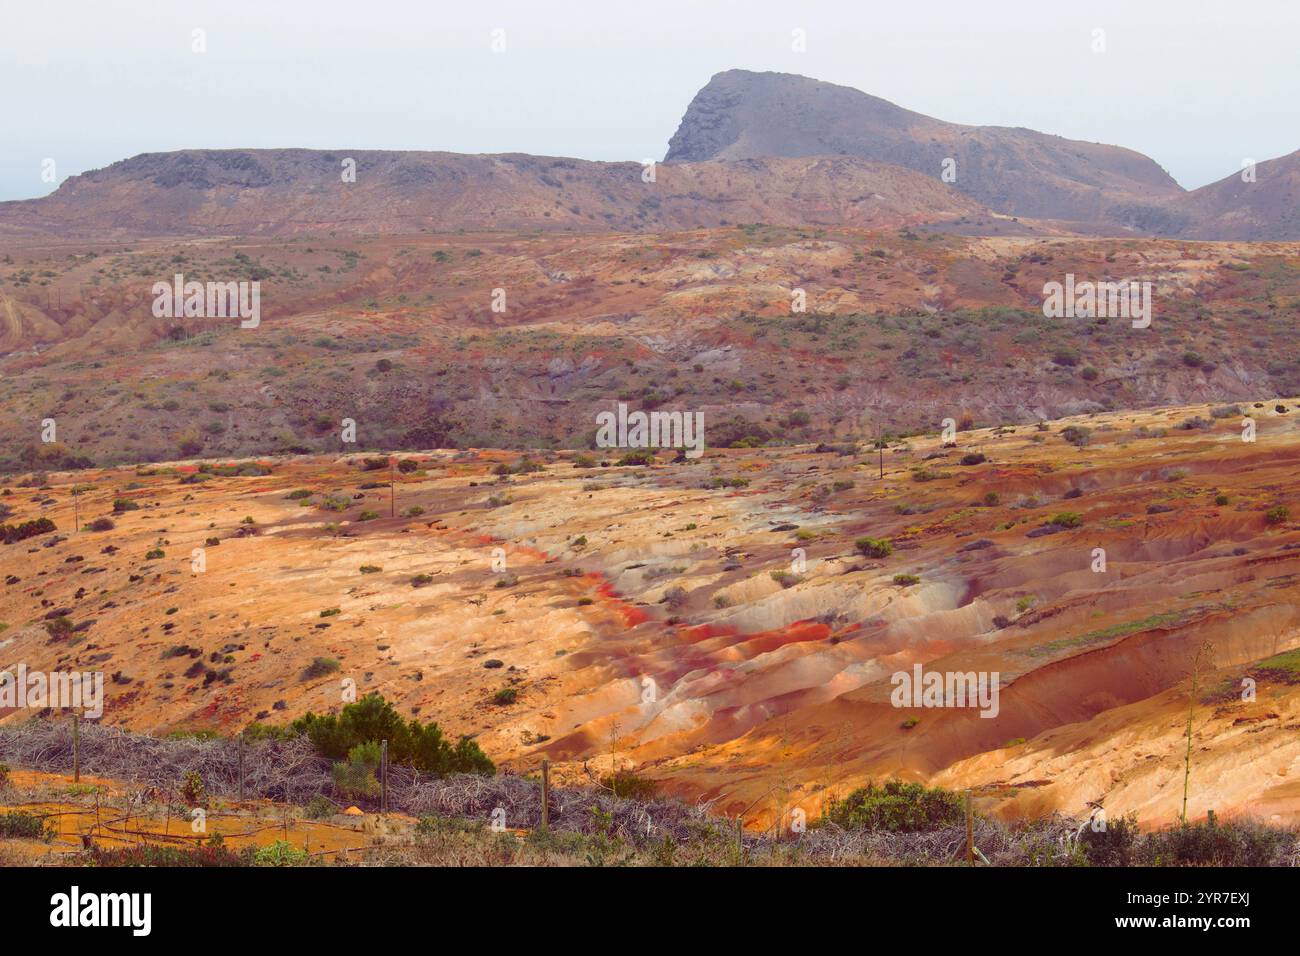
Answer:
(1, 71, 1296, 242)
(665, 69, 1205, 234)
(0, 149, 988, 241)
(1171, 150, 1300, 241)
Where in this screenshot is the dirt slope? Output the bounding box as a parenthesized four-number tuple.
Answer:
(4, 399, 1300, 831)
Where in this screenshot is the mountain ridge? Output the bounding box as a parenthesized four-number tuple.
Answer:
(0, 148, 991, 240)
(665, 69, 1185, 229)
(1, 70, 1296, 241)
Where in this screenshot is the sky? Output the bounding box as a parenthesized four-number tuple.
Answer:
(2, 0, 1297, 201)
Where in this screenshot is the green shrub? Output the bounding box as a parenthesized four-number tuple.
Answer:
(302, 657, 340, 679)
(294, 693, 494, 777)
(820, 780, 964, 832)
(1143, 819, 1293, 866)
(602, 769, 659, 800)
(1079, 813, 1138, 866)
(855, 537, 893, 559)
(180, 770, 206, 808)
(0, 811, 54, 840)
(0, 517, 57, 545)
(331, 741, 381, 798)
(89, 844, 251, 867)
(305, 795, 336, 819)
(1060, 425, 1091, 447)
(1052, 348, 1080, 367)
(615, 450, 656, 466)
(253, 840, 310, 867)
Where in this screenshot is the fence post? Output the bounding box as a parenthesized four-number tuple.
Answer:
(540, 758, 550, 830)
(380, 739, 388, 814)
(237, 734, 245, 802)
(72, 712, 80, 783)
(965, 789, 974, 866)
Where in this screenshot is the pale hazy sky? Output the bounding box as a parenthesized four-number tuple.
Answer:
(3, 0, 1297, 200)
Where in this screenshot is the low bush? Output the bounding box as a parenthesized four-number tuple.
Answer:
(0, 810, 54, 840)
(294, 693, 494, 777)
(820, 780, 964, 832)
(855, 537, 893, 559)
(0, 518, 57, 545)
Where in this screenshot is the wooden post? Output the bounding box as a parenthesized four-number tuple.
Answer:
(72, 713, 80, 783)
(735, 816, 743, 856)
(389, 459, 396, 518)
(965, 789, 974, 866)
(380, 739, 388, 813)
(1206, 809, 1216, 828)
(540, 758, 551, 830)
(237, 735, 245, 802)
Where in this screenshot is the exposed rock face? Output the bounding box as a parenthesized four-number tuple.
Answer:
(666, 69, 1185, 229)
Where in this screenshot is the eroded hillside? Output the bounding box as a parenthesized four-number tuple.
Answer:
(3, 398, 1299, 830)
(2, 230, 1298, 472)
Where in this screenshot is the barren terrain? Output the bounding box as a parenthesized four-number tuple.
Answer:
(4, 398, 1299, 831)
(2, 229, 1298, 472)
